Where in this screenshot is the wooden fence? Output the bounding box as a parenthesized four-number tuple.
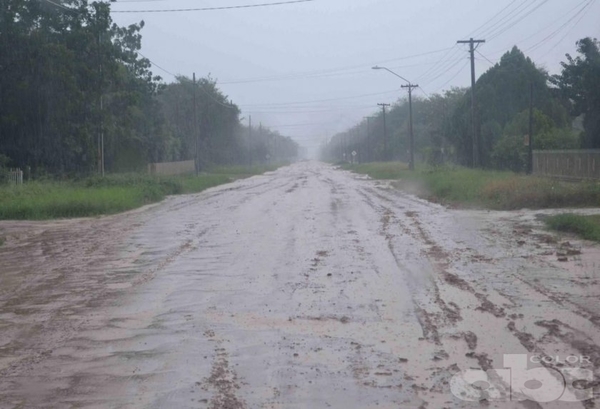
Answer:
(533, 150, 600, 180)
(147, 160, 195, 176)
(5, 168, 23, 185)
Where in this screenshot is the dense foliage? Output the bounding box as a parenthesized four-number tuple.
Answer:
(322, 40, 599, 172)
(551, 38, 600, 149)
(0, 0, 297, 177)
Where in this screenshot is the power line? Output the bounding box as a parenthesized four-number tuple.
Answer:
(239, 89, 401, 108)
(521, 0, 590, 47)
(44, 0, 76, 11)
(480, 0, 591, 57)
(486, 0, 550, 41)
(475, 50, 496, 66)
(414, 46, 462, 83)
(272, 121, 340, 128)
(138, 51, 176, 77)
(525, 0, 594, 54)
(476, 0, 531, 38)
(111, 0, 314, 13)
(465, 0, 519, 38)
(421, 56, 466, 87)
(416, 1, 530, 87)
(139, 52, 236, 109)
(537, 0, 596, 58)
(432, 59, 470, 94)
(218, 48, 453, 85)
(244, 106, 376, 114)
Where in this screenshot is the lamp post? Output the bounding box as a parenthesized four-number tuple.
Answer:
(372, 66, 418, 171)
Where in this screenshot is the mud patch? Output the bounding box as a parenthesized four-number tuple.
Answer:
(203, 336, 246, 409)
(465, 352, 493, 371)
(413, 306, 441, 345)
(507, 321, 536, 352)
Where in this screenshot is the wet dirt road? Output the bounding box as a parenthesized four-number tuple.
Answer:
(1, 161, 599, 409)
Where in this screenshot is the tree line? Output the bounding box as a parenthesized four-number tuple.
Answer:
(321, 39, 600, 172)
(0, 0, 298, 177)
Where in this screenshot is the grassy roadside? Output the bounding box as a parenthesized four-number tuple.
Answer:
(545, 214, 600, 242)
(341, 162, 600, 210)
(0, 164, 280, 220)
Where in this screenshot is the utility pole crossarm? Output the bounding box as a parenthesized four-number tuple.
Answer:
(456, 39, 486, 46)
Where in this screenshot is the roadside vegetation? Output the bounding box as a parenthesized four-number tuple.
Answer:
(546, 214, 600, 242)
(323, 40, 600, 169)
(0, 165, 279, 220)
(342, 162, 600, 210)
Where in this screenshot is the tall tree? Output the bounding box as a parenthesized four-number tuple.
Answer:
(447, 46, 569, 167)
(551, 37, 600, 148)
(0, 0, 166, 174)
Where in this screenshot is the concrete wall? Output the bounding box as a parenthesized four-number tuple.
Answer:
(147, 160, 195, 176)
(533, 150, 600, 180)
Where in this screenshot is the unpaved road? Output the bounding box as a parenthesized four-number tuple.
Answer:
(1, 161, 599, 409)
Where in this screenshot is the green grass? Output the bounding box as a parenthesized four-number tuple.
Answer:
(343, 162, 600, 210)
(0, 165, 279, 220)
(546, 214, 600, 242)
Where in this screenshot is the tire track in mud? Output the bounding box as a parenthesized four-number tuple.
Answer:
(201, 330, 247, 409)
(403, 210, 507, 319)
(366, 182, 600, 407)
(512, 273, 600, 330)
(364, 192, 526, 406)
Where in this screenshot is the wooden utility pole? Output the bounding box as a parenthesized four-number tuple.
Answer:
(378, 103, 390, 161)
(193, 73, 199, 175)
(528, 82, 534, 175)
(97, 30, 105, 177)
(457, 38, 485, 168)
(364, 116, 372, 163)
(402, 84, 419, 171)
(248, 115, 252, 167)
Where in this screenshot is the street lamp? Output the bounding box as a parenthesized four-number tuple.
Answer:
(372, 66, 418, 171)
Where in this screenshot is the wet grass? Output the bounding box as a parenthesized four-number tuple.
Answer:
(342, 162, 600, 210)
(546, 214, 600, 242)
(0, 165, 280, 220)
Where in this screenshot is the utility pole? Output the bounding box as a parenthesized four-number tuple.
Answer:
(97, 30, 105, 177)
(193, 73, 199, 175)
(364, 116, 372, 163)
(378, 103, 390, 161)
(401, 84, 418, 171)
(528, 82, 534, 175)
(248, 115, 252, 167)
(457, 38, 485, 168)
(100, 95, 104, 177)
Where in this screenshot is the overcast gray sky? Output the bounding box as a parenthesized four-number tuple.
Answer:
(111, 0, 600, 155)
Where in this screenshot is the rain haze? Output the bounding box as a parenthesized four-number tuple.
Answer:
(2, 0, 600, 407)
(111, 0, 600, 156)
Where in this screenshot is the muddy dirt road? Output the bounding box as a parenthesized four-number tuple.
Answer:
(1, 161, 599, 408)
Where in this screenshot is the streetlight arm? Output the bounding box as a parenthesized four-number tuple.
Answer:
(372, 65, 412, 85)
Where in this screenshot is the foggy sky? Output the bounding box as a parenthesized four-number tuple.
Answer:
(111, 0, 600, 156)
